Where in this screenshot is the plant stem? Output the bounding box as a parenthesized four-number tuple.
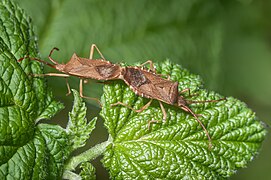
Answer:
(63, 170, 81, 180)
(65, 136, 113, 171)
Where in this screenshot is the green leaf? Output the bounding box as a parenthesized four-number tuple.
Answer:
(100, 60, 266, 179)
(0, 0, 68, 179)
(66, 89, 97, 151)
(33, 124, 70, 179)
(80, 162, 96, 180)
(0, 124, 69, 179)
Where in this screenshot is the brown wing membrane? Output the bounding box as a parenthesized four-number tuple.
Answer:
(56, 53, 82, 72)
(123, 67, 150, 87)
(122, 67, 178, 104)
(56, 54, 121, 80)
(95, 64, 121, 78)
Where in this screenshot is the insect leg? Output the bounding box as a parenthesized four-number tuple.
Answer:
(139, 60, 171, 79)
(180, 105, 212, 149)
(139, 60, 156, 72)
(65, 78, 71, 96)
(89, 44, 106, 60)
(179, 88, 200, 97)
(79, 79, 84, 97)
(32, 73, 70, 78)
(31, 73, 72, 95)
(111, 99, 153, 113)
(147, 101, 167, 129)
(180, 89, 227, 104)
(79, 79, 102, 107)
(180, 88, 191, 96)
(159, 101, 167, 122)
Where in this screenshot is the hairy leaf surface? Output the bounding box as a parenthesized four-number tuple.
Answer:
(67, 89, 97, 151)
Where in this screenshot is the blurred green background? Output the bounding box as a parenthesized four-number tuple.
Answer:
(13, 0, 270, 179)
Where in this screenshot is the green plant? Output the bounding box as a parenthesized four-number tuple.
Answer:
(0, 0, 267, 179)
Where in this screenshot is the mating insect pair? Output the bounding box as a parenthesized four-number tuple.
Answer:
(18, 44, 226, 148)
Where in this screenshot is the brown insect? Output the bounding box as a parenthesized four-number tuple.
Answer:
(18, 44, 122, 104)
(112, 61, 226, 149)
(18, 44, 225, 148)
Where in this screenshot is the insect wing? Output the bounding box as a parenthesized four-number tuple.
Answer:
(140, 71, 178, 104)
(124, 68, 178, 105)
(63, 55, 120, 80)
(123, 67, 150, 87)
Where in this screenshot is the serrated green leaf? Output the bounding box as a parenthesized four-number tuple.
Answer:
(33, 124, 70, 179)
(66, 89, 97, 151)
(0, 124, 69, 179)
(100, 61, 266, 179)
(80, 162, 96, 180)
(0, 0, 68, 179)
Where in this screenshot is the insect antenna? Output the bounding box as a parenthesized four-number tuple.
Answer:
(181, 105, 212, 149)
(186, 97, 226, 104)
(18, 56, 56, 68)
(18, 47, 62, 69)
(48, 47, 60, 65)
